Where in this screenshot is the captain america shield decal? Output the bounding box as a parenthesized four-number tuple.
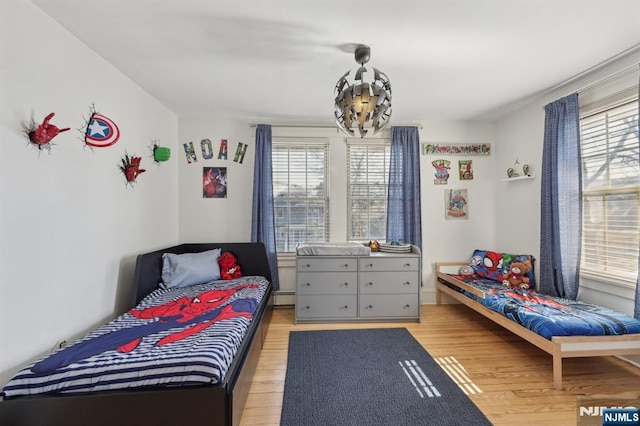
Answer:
(85, 113, 120, 147)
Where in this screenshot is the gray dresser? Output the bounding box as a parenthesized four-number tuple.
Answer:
(295, 245, 421, 323)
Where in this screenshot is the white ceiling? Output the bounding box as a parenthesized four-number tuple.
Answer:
(32, 0, 640, 125)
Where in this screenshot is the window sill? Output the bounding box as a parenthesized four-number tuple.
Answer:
(580, 270, 636, 288)
(579, 271, 636, 300)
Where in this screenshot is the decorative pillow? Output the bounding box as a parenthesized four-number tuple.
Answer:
(469, 249, 507, 282)
(468, 249, 536, 287)
(161, 248, 221, 289)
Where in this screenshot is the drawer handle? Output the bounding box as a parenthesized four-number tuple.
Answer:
(404, 304, 411, 308)
(341, 305, 349, 310)
(403, 281, 411, 285)
(303, 306, 310, 310)
(367, 263, 373, 267)
(404, 263, 411, 267)
(343, 282, 349, 286)
(366, 282, 373, 286)
(365, 305, 373, 309)
(343, 264, 349, 268)
(306, 264, 311, 268)
(305, 283, 311, 286)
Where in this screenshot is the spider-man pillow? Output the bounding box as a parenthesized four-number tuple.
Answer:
(468, 249, 536, 288)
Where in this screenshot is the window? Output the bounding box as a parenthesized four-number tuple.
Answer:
(272, 140, 329, 252)
(347, 140, 391, 242)
(579, 97, 639, 285)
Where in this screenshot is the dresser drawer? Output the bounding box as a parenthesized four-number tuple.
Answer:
(297, 257, 357, 272)
(359, 257, 419, 272)
(297, 272, 357, 295)
(359, 271, 419, 294)
(359, 294, 419, 318)
(297, 295, 358, 319)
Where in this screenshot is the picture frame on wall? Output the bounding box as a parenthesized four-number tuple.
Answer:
(203, 167, 227, 198)
(423, 143, 491, 155)
(432, 159, 451, 184)
(459, 160, 473, 180)
(445, 188, 468, 220)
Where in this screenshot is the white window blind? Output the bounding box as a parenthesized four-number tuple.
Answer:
(580, 97, 639, 285)
(272, 141, 329, 252)
(347, 140, 390, 242)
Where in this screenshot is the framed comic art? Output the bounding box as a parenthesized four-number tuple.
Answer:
(459, 160, 473, 180)
(423, 143, 491, 155)
(445, 188, 468, 220)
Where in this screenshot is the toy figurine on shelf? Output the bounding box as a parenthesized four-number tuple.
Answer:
(368, 240, 380, 252)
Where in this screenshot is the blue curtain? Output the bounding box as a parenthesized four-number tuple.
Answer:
(251, 124, 280, 291)
(635, 71, 640, 319)
(539, 93, 582, 299)
(386, 126, 422, 251)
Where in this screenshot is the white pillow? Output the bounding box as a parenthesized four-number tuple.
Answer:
(161, 248, 221, 289)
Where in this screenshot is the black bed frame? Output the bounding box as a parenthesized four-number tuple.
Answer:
(0, 243, 274, 426)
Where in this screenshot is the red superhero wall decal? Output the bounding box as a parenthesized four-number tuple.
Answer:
(27, 112, 70, 152)
(119, 153, 146, 186)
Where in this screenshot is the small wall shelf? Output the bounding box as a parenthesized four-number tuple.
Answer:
(502, 175, 535, 182)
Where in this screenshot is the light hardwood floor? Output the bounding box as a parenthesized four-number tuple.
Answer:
(240, 304, 640, 426)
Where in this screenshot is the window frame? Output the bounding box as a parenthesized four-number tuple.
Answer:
(271, 137, 330, 254)
(578, 96, 640, 288)
(346, 138, 391, 243)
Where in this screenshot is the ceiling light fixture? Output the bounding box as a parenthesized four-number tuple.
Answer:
(334, 45, 392, 138)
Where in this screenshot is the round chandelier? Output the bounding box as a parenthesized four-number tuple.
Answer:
(334, 45, 392, 138)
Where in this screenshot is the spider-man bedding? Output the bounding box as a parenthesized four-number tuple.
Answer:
(442, 276, 640, 340)
(3, 276, 269, 397)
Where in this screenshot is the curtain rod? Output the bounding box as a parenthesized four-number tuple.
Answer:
(249, 123, 424, 129)
(249, 124, 337, 129)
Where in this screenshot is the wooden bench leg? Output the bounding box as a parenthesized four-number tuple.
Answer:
(553, 355, 563, 390)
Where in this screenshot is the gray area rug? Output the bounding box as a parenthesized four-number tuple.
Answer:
(280, 328, 492, 426)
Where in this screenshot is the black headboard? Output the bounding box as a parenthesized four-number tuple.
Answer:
(131, 242, 272, 309)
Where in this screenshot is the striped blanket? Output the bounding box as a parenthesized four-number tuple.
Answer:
(3, 276, 269, 397)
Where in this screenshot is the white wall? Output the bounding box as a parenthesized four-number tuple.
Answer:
(0, 0, 179, 386)
(176, 121, 498, 304)
(177, 117, 255, 242)
(418, 120, 497, 302)
(494, 51, 640, 316)
(5, 0, 635, 391)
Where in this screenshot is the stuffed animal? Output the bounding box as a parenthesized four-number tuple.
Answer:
(458, 265, 474, 277)
(218, 251, 242, 280)
(502, 261, 532, 289)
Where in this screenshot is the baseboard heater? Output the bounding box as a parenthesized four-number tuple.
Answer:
(274, 290, 295, 307)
